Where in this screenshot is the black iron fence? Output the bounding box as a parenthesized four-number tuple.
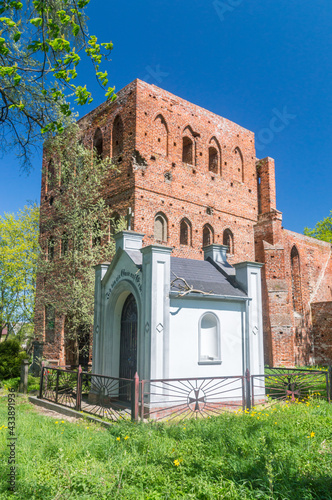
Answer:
(39, 364, 332, 423)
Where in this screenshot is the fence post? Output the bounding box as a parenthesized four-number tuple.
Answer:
(55, 369, 60, 404)
(246, 368, 251, 411)
(38, 362, 45, 399)
(19, 359, 29, 394)
(76, 365, 82, 411)
(131, 372, 139, 421)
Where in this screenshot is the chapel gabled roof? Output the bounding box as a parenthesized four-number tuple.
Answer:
(170, 257, 246, 297)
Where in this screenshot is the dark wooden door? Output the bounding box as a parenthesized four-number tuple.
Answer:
(119, 294, 137, 400)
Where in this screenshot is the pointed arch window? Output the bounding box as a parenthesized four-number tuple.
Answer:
(153, 114, 168, 156)
(112, 115, 124, 157)
(182, 136, 193, 164)
(180, 218, 192, 246)
(154, 213, 167, 242)
(233, 147, 244, 182)
(291, 245, 302, 314)
(199, 312, 221, 364)
(45, 305, 55, 342)
(208, 147, 219, 173)
(93, 127, 103, 159)
(203, 224, 214, 247)
(223, 229, 234, 254)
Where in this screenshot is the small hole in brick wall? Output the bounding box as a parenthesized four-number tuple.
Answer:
(273, 275, 277, 279)
(142, 217, 144, 220)
(208, 120, 210, 123)
(225, 162, 227, 165)
(145, 132, 147, 136)
(129, 112, 132, 115)
(153, 96, 156, 99)
(229, 200, 231, 203)
(193, 169, 196, 174)
(141, 172, 144, 177)
(141, 195, 143, 198)
(206, 193, 209, 196)
(218, 216, 221, 220)
(170, 203, 173, 206)
(200, 152, 202, 156)
(49, 197, 54, 206)
(161, 200, 164, 204)
(279, 331, 283, 335)
(230, 182, 233, 187)
(151, 155, 156, 160)
(174, 142, 176, 146)
(199, 211, 201, 214)
(158, 138, 161, 142)
(172, 162, 176, 167)
(238, 168, 240, 172)
(127, 173, 130, 177)
(145, 112, 148, 115)
(249, 189, 251, 193)
(182, 185, 184, 189)
(196, 229, 198, 232)
(178, 126, 180, 129)
(237, 134, 239, 137)
(224, 145, 226, 148)
(45, 196, 47, 200)
(271, 255, 274, 258)
(253, 207, 256, 210)
(172, 224, 174, 227)
(118, 157, 122, 163)
(129, 132, 132, 135)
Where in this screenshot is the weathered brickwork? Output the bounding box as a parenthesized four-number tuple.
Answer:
(34, 79, 332, 367)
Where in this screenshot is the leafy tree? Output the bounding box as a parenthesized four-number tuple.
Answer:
(0, 0, 115, 167)
(36, 123, 125, 365)
(304, 211, 332, 243)
(0, 204, 39, 340)
(0, 338, 28, 379)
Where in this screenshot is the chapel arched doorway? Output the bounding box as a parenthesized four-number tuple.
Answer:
(119, 293, 138, 400)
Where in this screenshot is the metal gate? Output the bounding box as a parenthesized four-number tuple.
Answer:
(119, 294, 137, 401)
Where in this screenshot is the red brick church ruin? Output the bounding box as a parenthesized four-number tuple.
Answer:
(34, 79, 332, 367)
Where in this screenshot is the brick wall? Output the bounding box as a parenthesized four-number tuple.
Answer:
(34, 78, 332, 368)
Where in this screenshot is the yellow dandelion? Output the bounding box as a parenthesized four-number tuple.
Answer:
(173, 459, 180, 466)
(116, 437, 120, 441)
(55, 421, 58, 424)
(124, 435, 129, 440)
(310, 432, 315, 438)
(61, 420, 65, 423)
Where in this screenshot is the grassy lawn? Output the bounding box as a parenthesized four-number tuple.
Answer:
(0, 393, 332, 499)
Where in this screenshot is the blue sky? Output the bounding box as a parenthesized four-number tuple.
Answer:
(1, 0, 331, 233)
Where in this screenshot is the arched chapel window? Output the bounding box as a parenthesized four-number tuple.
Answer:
(291, 245, 302, 314)
(153, 114, 168, 156)
(112, 115, 124, 157)
(154, 213, 167, 242)
(182, 136, 193, 164)
(223, 229, 234, 254)
(203, 224, 214, 247)
(198, 312, 221, 364)
(93, 127, 103, 159)
(180, 218, 191, 246)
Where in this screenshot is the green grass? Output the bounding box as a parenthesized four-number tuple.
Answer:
(0, 395, 332, 499)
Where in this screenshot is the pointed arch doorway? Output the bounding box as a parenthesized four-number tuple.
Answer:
(119, 293, 138, 401)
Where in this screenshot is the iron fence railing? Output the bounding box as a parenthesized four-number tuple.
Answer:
(251, 368, 330, 408)
(141, 376, 245, 421)
(39, 364, 331, 422)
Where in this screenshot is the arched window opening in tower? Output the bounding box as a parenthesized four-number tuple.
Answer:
(182, 136, 193, 164)
(208, 147, 219, 173)
(154, 114, 168, 156)
(154, 213, 168, 242)
(93, 128, 103, 160)
(223, 229, 234, 254)
(112, 115, 124, 157)
(233, 147, 244, 182)
(180, 219, 191, 246)
(203, 224, 214, 247)
(47, 159, 55, 192)
(291, 245, 303, 314)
